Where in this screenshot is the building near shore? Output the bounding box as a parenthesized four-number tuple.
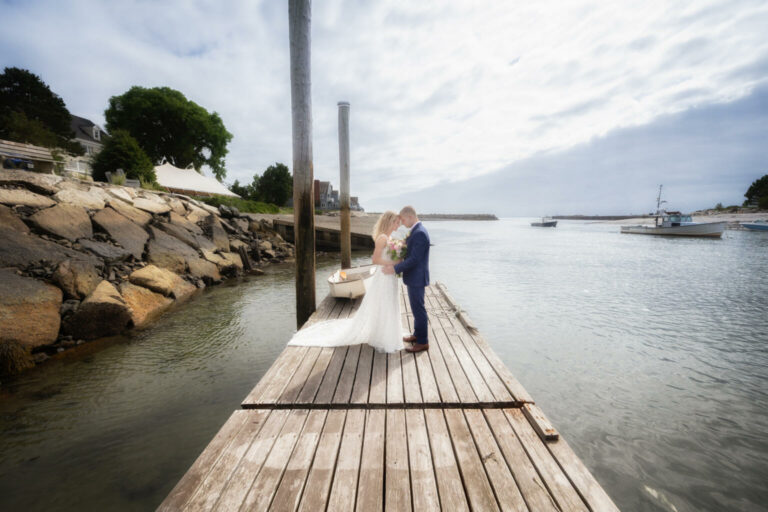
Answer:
(0, 139, 56, 173)
(62, 115, 109, 179)
(153, 160, 239, 197)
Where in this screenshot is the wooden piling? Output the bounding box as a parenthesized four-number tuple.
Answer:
(338, 101, 351, 269)
(288, 0, 316, 327)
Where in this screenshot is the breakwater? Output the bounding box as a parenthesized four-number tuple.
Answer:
(0, 170, 294, 376)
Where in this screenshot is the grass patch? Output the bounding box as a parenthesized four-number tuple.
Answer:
(140, 178, 167, 192)
(199, 195, 281, 214)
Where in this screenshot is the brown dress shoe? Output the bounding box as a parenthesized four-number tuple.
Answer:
(403, 335, 417, 343)
(406, 343, 429, 353)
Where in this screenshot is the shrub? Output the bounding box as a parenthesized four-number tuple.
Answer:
(199, 195, 279, 214)
(92, 129, 156, 183)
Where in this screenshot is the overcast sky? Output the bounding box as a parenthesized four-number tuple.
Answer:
(2, 0, 767, 214)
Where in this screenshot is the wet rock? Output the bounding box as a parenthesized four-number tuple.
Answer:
(118, 282, 173, 328)
(0, 341, 35, 376)
(52, 260, 101, 299)
(128, 264, 197, 301)
(0, 188, 57, 208)
(232, 218, 249, 232)
(216, 251, 244, 274)
(262, 249, 276, 259)
(186, 258, 222, 284)
(62, 280, 133, 339)
(132, 197, 171, 214)
(76, 239, 132, 263)
(29, 204, 93, 241)
(146, 226, 199, 273)
(0, 269, 63, 349)
(33, 352, 50, 364)
(53, 188, 105, 210)
(230, 239, 248, 252)
(0, 226, 100, 268)
(0, 204, 30, 233)
(201, 248, 227, 266)
(258, 240, 273, 251)
(60, 299, 81, 316)
(92, 207, 149, 259)
(107, 197, 152, 226)
(203, 216, 229, 252)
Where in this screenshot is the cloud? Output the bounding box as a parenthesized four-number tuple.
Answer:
(1, 0, 767, 211)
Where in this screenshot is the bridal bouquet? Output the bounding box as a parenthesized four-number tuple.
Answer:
(387, 238, 407, 261)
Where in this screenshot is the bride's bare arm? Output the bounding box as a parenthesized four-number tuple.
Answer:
(371, 234, 393, 266)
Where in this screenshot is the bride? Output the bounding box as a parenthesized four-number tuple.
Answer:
(287, 211, 404, 353)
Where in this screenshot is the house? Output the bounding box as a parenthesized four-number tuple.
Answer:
(351, 196, 363, 212)
(62, 115, 109, 178)
(313, 180, 336, 209)
(0, 139, 56, 173)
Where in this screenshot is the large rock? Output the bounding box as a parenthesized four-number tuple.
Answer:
(29, 204, 92, 241)
(187, 257, 222, 284)
(107, 197, 152, 226)
(62, 280, 133, 339)
(155, 221, 199, 249)
(0, 170, 62, 195)
(0, 204, 29, 233)
(165, 196, 187, 215)
(216, 251, 244, 274)
(128, 264, 197, 301)
(52, 259, 102, 299)
(204, 216, 229, 252)
(0, 226, 100, 268)
(119, 282, 173, 328)
(185, 203, 211, 224)
(53, 188, 105, 210)
(0, 188, 56, 208)
(92, 207, 149, 259)
(106, 187, 135, 204)
(132, 197, 172, 214)
(169, 211, 203, 235)
(147, 226, 199, 273)
(76, 239, 132, 263)
(0, 269, 63, 348)
(232, 218, 249, 232)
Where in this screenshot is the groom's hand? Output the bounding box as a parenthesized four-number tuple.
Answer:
(382, 265, 395, 275)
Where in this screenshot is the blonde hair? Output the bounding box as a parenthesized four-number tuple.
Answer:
(372, 211, 399, 240)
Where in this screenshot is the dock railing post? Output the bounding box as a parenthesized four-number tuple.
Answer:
(338, 101, 351, 269)
(289, 0, 316, 327)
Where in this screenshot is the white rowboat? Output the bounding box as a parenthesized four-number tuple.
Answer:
(328, 265, 377, 299)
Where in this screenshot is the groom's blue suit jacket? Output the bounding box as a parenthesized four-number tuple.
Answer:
(394, 222, 430, 287)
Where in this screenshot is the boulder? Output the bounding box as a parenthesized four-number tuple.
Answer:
(76, 239, 132, 263)
(0, 269, 63, 348)
(53, 188, 105, 210)
(29, 204, 92, 241)
(92, 207, 149, 259)
(147, 226, 200, 273)
(118, 282, 173, 328)
(128, 264, 197, 301)
(0, 226, 100, 268)
(0, 170, 62, 195)
(201, 248, 227, 266)
(0, 341, 35, 376)
(187, 258, 222, 284)
(106, 187, 134, 204)
(0, 188, 56, 208)
(133, 197, 171, 214)
(62, 280, 133, 339)
(232, 218, 249, 232)
(165, 196, 187, 215)
(0, 204, 29, 233)
(88, 186, 113, 205)
(258, 240, 273, 251)
(107, 197, 152, 226)
(230, 239, 249, 252)
(169, 211, 203, 235)
(52, 259, 102, 299)
(155, 221, 199, 249)
(185, 204, 210, 224)
(216, 251, 244, 273)
(204, 216, 229, 251)
(195, 201, 220, 216)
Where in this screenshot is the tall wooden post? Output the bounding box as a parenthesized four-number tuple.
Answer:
(289, 0, 315, 327)
(338, 101, 351, 269)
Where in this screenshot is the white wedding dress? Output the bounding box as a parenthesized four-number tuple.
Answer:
(287, 238, 404, 353)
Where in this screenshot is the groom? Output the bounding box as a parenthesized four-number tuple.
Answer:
(383, 206, 430, 352)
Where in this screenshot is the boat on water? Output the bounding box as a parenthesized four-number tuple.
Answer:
(531, 217, 557, 227)
(328, 264, 376, 299)
(620, 185, 725, 238)
(742, 220, 768, 231)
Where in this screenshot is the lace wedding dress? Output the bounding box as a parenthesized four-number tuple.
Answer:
(287, 241, 404, 353)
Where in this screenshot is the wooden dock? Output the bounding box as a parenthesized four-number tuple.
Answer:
(159, 283, 619, 511)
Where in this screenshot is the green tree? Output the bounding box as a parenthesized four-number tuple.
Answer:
(0, 67, 84, 155)
(257, 163, 292, 206)
(104, 86, 232, 180)
(745, 174, 768, 209)
(91, 129, 155, 183)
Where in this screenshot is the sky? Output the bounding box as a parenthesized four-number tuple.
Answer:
(1, 0, 767, 214)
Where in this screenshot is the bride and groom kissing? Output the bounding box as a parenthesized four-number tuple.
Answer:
(289, 206, 430, 353)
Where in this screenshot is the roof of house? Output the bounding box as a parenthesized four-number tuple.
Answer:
(318, 181, 331, 195)
(154, 162, 239, 197)
(0, 139, 55, 162)
(70, 115, 108, 144)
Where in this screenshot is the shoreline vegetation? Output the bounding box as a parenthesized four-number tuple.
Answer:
(0, 170, 296, 378)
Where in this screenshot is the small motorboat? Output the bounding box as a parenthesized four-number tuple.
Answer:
(328, 265, 377, 299)
(531, 217, 557, 227)
(742, 220, 768, 231)
(621, 185, 725, 237)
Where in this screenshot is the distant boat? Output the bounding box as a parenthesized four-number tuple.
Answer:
(742, 220, 768, 231)
(328, 265, 376, 299)
(531, 217, 557, 227)
(621, 185, 725, 238)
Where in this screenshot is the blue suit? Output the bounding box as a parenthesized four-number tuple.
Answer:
(394, 222, 430, 344)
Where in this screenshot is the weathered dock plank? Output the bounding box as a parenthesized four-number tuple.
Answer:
(160, 283, 619, 511)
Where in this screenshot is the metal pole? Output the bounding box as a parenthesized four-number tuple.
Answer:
(289, 0, 316, 327)
(338, 101, 351, 269)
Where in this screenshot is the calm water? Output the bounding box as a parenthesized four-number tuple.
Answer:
(1, 219, 767, 511)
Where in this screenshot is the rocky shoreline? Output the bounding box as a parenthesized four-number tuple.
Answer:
(0, 170, 295, 377)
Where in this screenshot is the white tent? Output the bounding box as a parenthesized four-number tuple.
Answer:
(153, 161, 239, 197)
